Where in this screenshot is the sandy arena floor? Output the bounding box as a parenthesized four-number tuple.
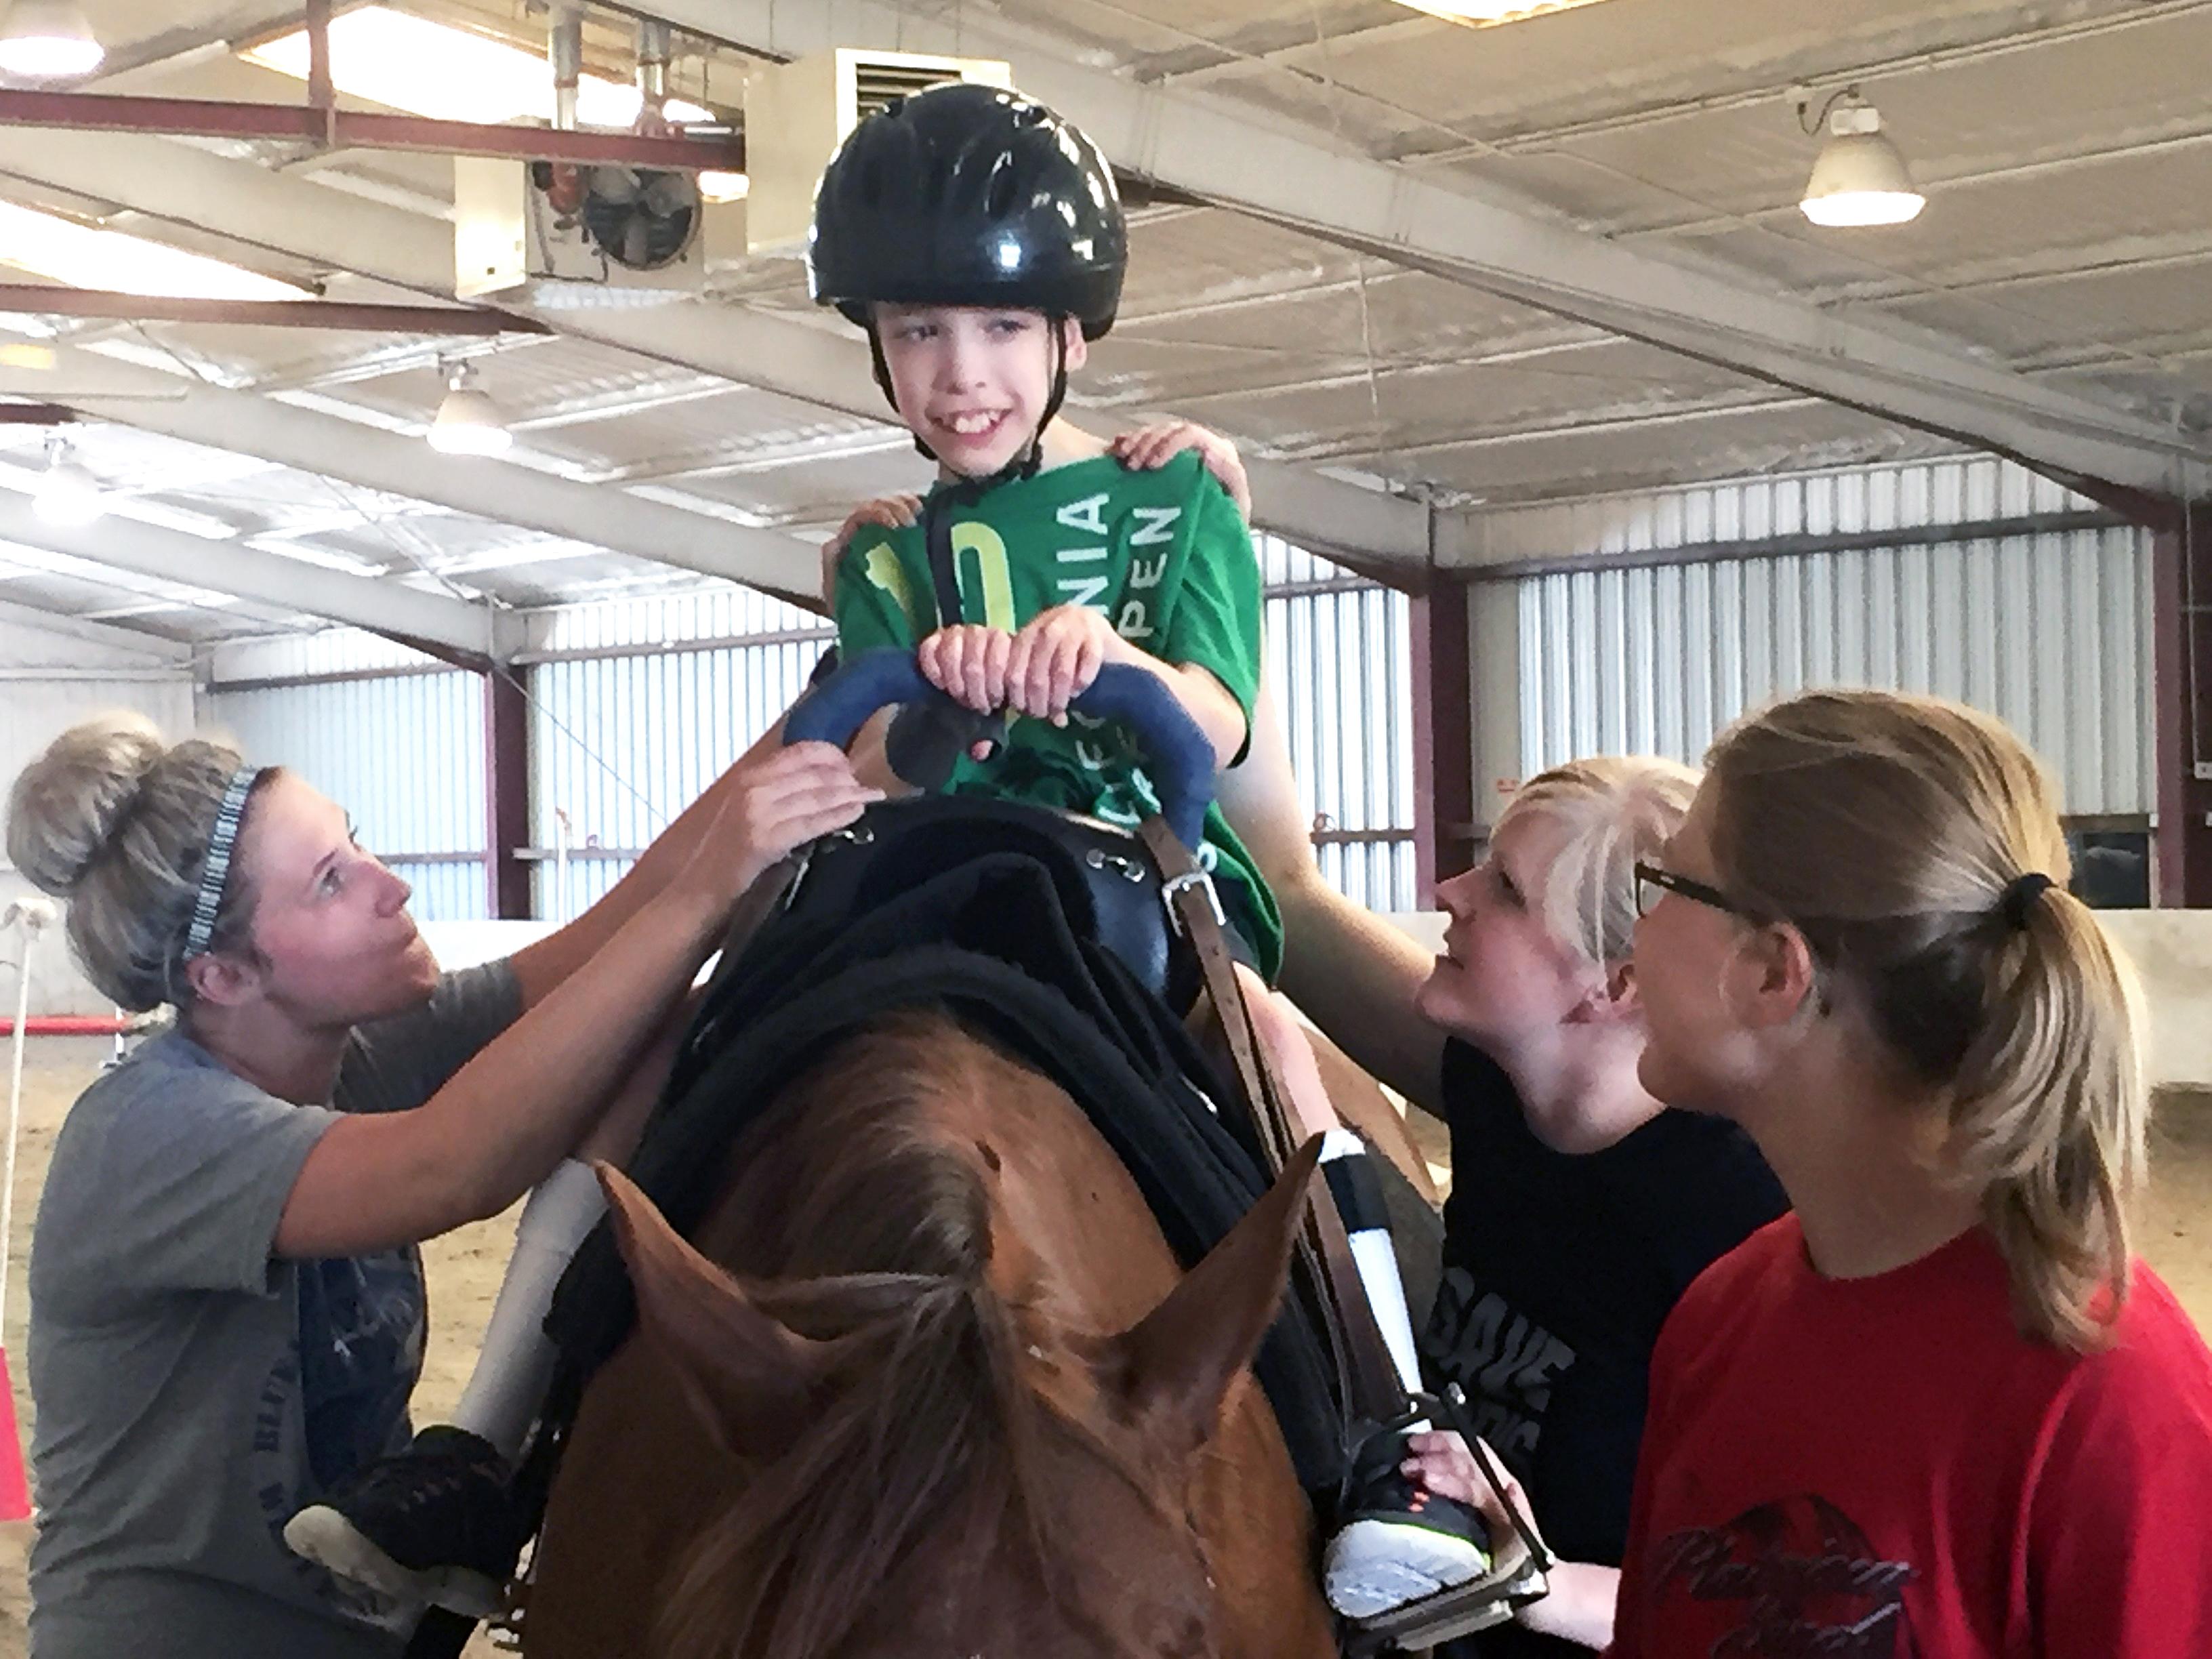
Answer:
(0, 1037, 2206, 1657)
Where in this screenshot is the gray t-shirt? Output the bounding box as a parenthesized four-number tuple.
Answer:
(26, 962, 522, 1659)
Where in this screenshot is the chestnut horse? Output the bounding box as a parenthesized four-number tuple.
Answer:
(523, 1007, 1338, 1659)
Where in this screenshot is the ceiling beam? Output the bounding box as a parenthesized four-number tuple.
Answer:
(0, 592, 192, 659)
(0, 88, 744, 169)
(0, 125, 428, 309)
(0, 125, 1434, 571)
(642, 0, 2212, 500)
(0, 286, 548, 334)
(0, 491, 513, 660)
(20, 341, 823, 606)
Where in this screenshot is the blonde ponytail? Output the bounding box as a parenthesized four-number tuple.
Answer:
(1954, 886, 2145, 1348)
(1705, 689, 2148, 1351)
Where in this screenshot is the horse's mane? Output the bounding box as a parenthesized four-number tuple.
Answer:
(656, 1009, 1151, 1659)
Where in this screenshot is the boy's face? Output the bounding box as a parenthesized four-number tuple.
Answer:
(874, 304, 1088, 478)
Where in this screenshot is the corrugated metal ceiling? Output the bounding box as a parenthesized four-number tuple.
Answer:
(1, 0, 2205, 646)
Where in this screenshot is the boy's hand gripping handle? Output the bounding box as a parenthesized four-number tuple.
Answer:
(783, 647, 1214, 851)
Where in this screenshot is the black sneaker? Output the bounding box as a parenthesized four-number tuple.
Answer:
(282, 1425, 525, 1618)
(1323, 1427, 1493, 1620)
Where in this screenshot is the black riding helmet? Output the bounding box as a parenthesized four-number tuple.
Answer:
(810, 82, 1126, 337)
(809, 83, 1128, 485)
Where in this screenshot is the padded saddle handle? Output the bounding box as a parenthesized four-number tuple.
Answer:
(784, 647, 1214, 852)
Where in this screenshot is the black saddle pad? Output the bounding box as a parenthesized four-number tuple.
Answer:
(541, 828, 1349, 1498)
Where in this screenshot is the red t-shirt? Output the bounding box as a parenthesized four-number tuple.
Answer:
(1610, 1214, 2212, 1658)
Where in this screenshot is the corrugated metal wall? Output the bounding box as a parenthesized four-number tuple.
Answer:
(1471, 454, 2096, 565)
(1262, 535, 1416, 910)
(177, 455, 2147, 941)
(527, 586, 827, 653)
(525, 545, 1416, 918)
(171, 537, 1400, 934)
(530, 643, 827, 920)
(1469, 459, 2153, 827)
(205, 628, 447, 684)
(205, 672, 491, 920)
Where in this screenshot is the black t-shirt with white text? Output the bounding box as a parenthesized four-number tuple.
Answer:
(1426, 1039, 1785, 1658)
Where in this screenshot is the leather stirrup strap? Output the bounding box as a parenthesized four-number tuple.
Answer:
(1134, 817, 1408, 1430)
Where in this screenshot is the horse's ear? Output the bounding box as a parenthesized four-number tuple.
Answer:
(1099, 1134, 1322, 1462)
(594, 1161, 825, 1461)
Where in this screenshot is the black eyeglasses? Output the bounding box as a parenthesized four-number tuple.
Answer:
(1634, 860, 1752, 920)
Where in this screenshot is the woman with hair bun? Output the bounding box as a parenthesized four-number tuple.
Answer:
(7, 712, 877, 1659)
(1616, 688, 2212, 1656)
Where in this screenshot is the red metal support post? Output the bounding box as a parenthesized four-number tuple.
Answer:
(485, 668, 533, 920)
(1410, 576, 1477, 903)
(305, 0, 335, 149)
(2152, 502, 2212, 906)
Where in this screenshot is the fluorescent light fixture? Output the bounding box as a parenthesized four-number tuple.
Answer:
(33, 437, 102, 527)
(428, 361, 512, 456)
(0, 201, 308, 300)
(1392, 0, 1618, 24)
(1801, 98, 1925, 228)
(243, 9, 711, 127)
(0, 0, 103, 79)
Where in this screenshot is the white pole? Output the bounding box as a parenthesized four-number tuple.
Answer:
(0, 899, 56, 1338)
(554, 807, 572, 926)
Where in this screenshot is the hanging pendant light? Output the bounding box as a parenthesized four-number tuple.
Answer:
(427, 361, 513, 456)
(0, 1, 104, 79)
(33, 434, 103, 527)
(1800, 91, 1925, 228)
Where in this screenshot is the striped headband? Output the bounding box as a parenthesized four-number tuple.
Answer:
(183, 765, 262, 962)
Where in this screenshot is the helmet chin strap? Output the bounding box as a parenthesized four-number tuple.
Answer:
(867, 319, 1071, 489)
(867, 327, 937, 464)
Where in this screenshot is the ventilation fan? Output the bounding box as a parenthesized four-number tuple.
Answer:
(455, 157, 729, 304)
(530, 161, 700, 271)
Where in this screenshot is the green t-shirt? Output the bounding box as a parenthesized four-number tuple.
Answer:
(833, 450, 1284, 981)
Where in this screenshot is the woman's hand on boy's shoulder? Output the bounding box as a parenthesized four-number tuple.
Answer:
(1111, 420, 1250, 523)
(820, 493, 925, 596)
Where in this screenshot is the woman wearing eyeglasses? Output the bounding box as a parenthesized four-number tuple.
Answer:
(1615, 689, 2212, 1656)
(1218, 731, 1787, 1650)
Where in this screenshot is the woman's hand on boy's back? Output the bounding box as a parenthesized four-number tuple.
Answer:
(820, 493, 924, 596)
(1110, 420, 1251, 522)
(817, 417, 1246, 602)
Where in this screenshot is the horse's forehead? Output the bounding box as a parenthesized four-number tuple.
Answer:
(859, 1549, 1210, 1659)
(847, 1443, 1211, 1659)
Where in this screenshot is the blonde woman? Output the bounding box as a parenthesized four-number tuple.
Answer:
(7, 716, 876, 1659)
(1617, 689, 2212, 1654)
(1221, 736, 1786, 1647)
